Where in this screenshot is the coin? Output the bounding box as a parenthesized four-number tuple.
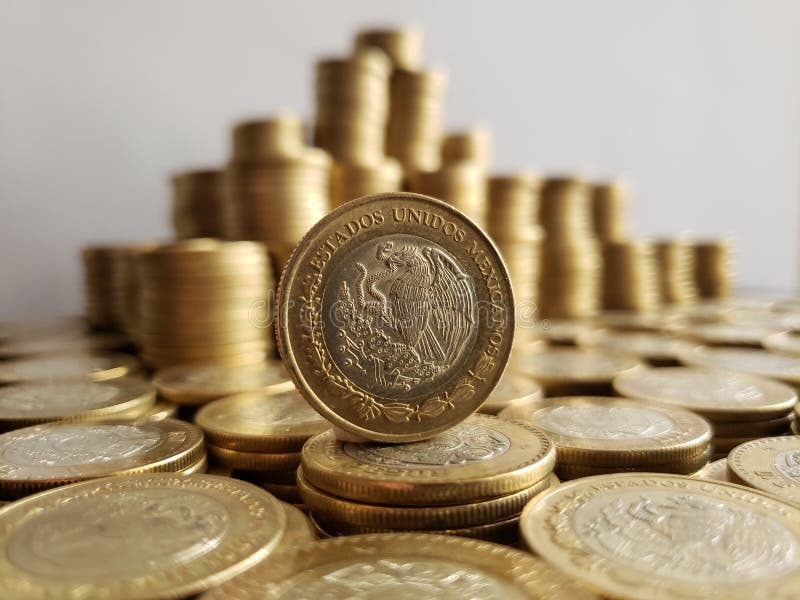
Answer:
(576, 327, 692, 364)
(300, 415, 554, 506)
(536, 319, 593, 345)
(0, 352, 140, 384)
(554, 446, 712, 480)
(677, 322, 779, 347)
(144, 400, 179, 421)
(728, 436, 800, 504)
(500, 396, 711, 466)
(711, 414, 793, 437)
(0, 378, 156, 431)
(199, 532, 598, 599)
(179, 454, 208, 474)
(276, 502, 317, 550)
(520, 473, 800, 599)
(763, 331, 800, 357)
(692, 457, 733, 482)
(0, 419, 205, 498)
(207, 445, 301, 471)
(614, 366, 798, 422)
(0, 474, 286, 598)
(276, 192, 514, 442)
(679, 346, 800, 386)
(478, 371, 543, 415)
(0, 331, 128, 359)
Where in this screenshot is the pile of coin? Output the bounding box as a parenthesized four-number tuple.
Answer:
(591, 180, 628, 241)
(330, 158, 403, 207)
(409, 162, 487, 227)
(655, 238, 698, 305)
(614, 366, 797, 459)
(728, 436, 800, 503)
(297, 415, 556, 544)
(232, 116, 305, 161)
(83, 244, 148, 330)
(692, 239, 734, 299)
(108, 243, 154, 340)
(354, 28, 422, 70)
(134, 240, 274, 368)
(500, 396, 712, 479)
(194, 389, 329, 505)
(576, 327, 693, 366)
(0, 352, 141, 384)
(171, 169, 228, 240)
(441, 129, 491, 169)
(601, 239, 661, 312)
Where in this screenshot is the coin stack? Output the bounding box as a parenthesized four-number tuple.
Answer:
(500, 396, 712, 479)
(728, 436, 800, 503)
(134, 240, 274, 368)
(194, 389, 329, 506)
(614, 366, 797, 459)
(408, 162, 487, 227)
(591, 180, 628, 241)
(601, 239, 661, 312)
(172, 169, 228, 240)
(354, 28, 422, 70)
(330, 158, 403, 208)
(441, 129, 491, 169)
(297, 415, 557, 545)
(537, 177, 601, 318)
(232, 116, 305, 161)
(108, 244, 154, 341)
(82, 245, 131, 329)
(655, 238, 698, 305)
(693, 239, 734, 299)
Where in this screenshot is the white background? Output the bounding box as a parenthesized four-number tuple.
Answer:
(1, 0, 798, 319)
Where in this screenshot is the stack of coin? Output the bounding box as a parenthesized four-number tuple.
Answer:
(441, 129, 491, 169)
(172, 169, 229, 240)
(408, 162, 487, 227)
(0, 377, 156, 432)
(614, 366, 797, 459)
(591, 180, 628, 241)
(601, 239, 661, 312)
(0, 419, 206, 499)
(354, 28, 422, 70)
(0, 352, 141, 384)
(82, 244, 138, 329)
(500, 396, 712, 479)
(232, 116, 305, 162)
(680, 346, 800, 392)
(513, 347, 642, 396)
(387, 68, 445, 173)
(728, 436, 800, 503)
(314, 49, 391, 165)
(330, 158, 403, 208)
(298, 415, 557, 544)
(576, 327, 693, 366)
(134, 240, 274, 368)
(108, 243, 154, 341)
(520, 473, 800, 599)
(538, 177, 601, 318)
(478, 368, 544, 415)
(655, 238, 698, 305)
(194, 389, 329, 505)
(692, 239, 734, 299)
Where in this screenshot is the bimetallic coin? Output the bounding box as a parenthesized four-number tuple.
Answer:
(728, 436, 800, 504)
(0, 474, 286, 599)
(276, 192, 515, 442)
(0, 352, 140, 384)
(614, 366, 798, 422)
(194, 390, 329, 453)
(692, 458, 733, 482)
(300, 415, 555, 506)
(520, 473, 800, 599)
(478, 371, 543, 415)
(199, 533, 598, 599)
(0, 419, 205, 498)
(679, 346, 800, 386)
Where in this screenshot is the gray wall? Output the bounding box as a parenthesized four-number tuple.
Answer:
(1, 0, 798, 319)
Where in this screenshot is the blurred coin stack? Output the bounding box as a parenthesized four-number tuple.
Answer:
(601, 239, 661, 312)
(330, 159, 403, 208)
(441, 129, 491, 170)
(537, 178, 601, 318)
(409, 161, 487, 227)
(354, 28, 422, 70)
(225, 116, 331, 268)
(194, 389, 329, 506)
(172, 169, 228, 240)
(82, 245, 132, 330)
(591, 180, 628, 241)
(486, 173, 542, 342)
(654, 238, 698, 305)
(693, 239, 734, 299)
(298, 415, 557, 544)
(107, 243, 154, 342)
(134, 240, 274, 368)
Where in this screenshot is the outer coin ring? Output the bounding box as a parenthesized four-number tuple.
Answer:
(728, 436, 800, 503)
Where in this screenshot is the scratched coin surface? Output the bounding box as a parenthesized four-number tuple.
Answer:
(679, 346, 800, 385)
(0, 352, 140, 384)
(614, 366, 798, 422)
(200, 533, 599, 600)
(520, 473, 800, 599)
(276, 192, 514, 442)
(728, 436, 800, 504)
(300, 414, 554, 505)
(0, 419, 204, 497)
(0, 474, 286, 599)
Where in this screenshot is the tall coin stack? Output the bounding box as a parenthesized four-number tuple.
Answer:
(601, 239, 661, 312)
(172, 169, 228, 240)
(134, 240, 274, 368)
(654, 238, 698, 305)
(693, 239, 734, 299)
(81, 246, 121, 330)
(354, 28, 422, 70)
(441, 129, 491, 170)
(591, 180, 628, 241)
(409, 162, 487, 227)
(537, 177, 601, 318)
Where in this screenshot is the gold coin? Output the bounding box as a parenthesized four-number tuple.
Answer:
(195, 390, 328, 453)
(680, 346, 800, 386)
(257, 482, 302, 504)
(144, 400, 179, 421)
(0, 377, 156, 431)
(478, 370, 543, 414)
(0, 474, 286, 598)
(764, 330, 800, 356)
(576, 327, 692, 363)
(276, 192, 514, 442)
(276, 502, 317, 550)
(179, 454, 209, 474)
(297, 466, 552, 530)
(614, 366, 798, 422)
(692, 457, 733, 482)
(537, 319, 593, 345)
(207, 444, 301, 471)
(712, 414, 793, 437)
(0, 331, 128, 359)
(0, 352, 140, 384)
(514, 347, 642, 392)
(200, 532, 598, 599)
(500, 396, 711, 466)
(713, 435, 764, 453)
(728, 436, 800, 504)
(153, 361, 293, 406)
(555, 446, 712, 480)
(677, 322, 779, 347)
(0, 419, 204, 498)
(520, 473, 800, 599)
(300, 415, 555, 506)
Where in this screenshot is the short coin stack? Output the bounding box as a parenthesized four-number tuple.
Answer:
(499, 396, 712, 479)
(692, 239, 734, 299)
(134, 240, 275, 369)
(194, 389, 329, 505)
(82, 244, 144, 330)
(171, 169, 228, 240)
(728, 436, 800, 503)
(354, 28, 422, 70)
(601, 239, 661, 312)
(298, 415, 556, 545)
(614, 366, 797, 459)
(654, 238, 698, 305)
(409, 161, 487, 227)
(441, 129, 492, 169)
(591, 180, 628, 241)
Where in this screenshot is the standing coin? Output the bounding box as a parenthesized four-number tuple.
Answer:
(276, 192, 514, 442)
(728, 436, 800, 504)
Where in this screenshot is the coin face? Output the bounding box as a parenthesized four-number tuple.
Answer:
(728, 436, 800, 503)
(614, 366, 798, 421)
(200, 533, 599, 600)
(680, 346, 800, 384)
(0, 474, 286, 598)
(277, 192, 514, 442)
(515, 348, 641, 383)
(520, 473, 800, 599)
(0, 353, 139, 384)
